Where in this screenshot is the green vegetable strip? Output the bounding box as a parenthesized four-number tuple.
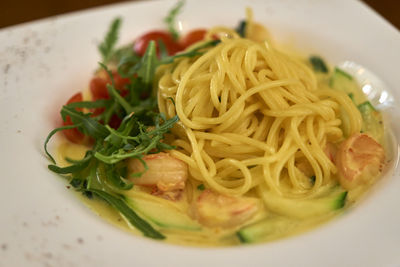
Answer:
(90, 189, 165, 239)
(334, 67, 353, 80)
(358, 101, 377, 112)
(333, 191, 348, 209)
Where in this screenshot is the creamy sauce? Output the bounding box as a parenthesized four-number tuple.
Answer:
(56, 139, 353, 246)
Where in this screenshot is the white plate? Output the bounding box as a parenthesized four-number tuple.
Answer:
(1, 0, 399, 266)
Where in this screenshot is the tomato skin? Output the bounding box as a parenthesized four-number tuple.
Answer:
(62, 92, 86, 144)
(113, 73, 130, 96)
(90, 70, 130, 101)
(180, 29, 207, 49)
(134, 31, 182, 56)
(108, 114, 122, 130)
(87, 70, 127, 130)
(67, 92, 83, 104)
(90, 77, 109, 100)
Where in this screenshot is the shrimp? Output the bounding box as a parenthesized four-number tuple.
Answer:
(192, 190, 260, 228)
(127, 152, 188, 194)
(336, 133, 385, 190)
(247, 23, 273, 44)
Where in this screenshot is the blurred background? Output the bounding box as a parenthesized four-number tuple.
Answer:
(0, 0, 399, 30)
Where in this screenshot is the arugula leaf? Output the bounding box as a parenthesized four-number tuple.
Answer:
(309, 56, 328, 73)
(94, 115, 178, 164)
(98, 18, 122, 64)
(109, 44, 137, 65)
(95, 163, 133, 191)
(160, 39, 220, 64)
(99, 62, 157, 116)
(157, 39, 169, 59)
(48, 159, 90, 174)
(235, 20, 246, 37)
(44, 123, 83, 163)
(102, 101, 119, 125)
(164, 0, 185, 40)
(48, 151, 93, 174)
(116, 39, 219, 105)
(89, 189, 165, 239)
(61, 106, 109, 139)
(107, 83, 134, 114)
(65, 99, 110, 109)
(117, 54, 141, 78)
(135, 40, 158, 85)
(70, 178, 83, 188)
(104, 113, 137, 147)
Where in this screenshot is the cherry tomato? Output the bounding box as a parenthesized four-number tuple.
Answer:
(113, 72, 130, 95)
(88, 70, 127, 130)
(90, 108, 122, 130)
(90, 70, 130, 101)
(108, 114, 122, 130)
(180, 29, 207, 49)
(62, 92, 85, 144)
(90, 77, 109, 100)
(66, 92, 83, 105)
(134, 31, 182, 56)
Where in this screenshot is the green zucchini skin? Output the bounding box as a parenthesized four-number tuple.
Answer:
(237, 189, 347, 244)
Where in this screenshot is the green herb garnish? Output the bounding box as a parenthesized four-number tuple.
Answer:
(98, 18, 122, 64)
(309, 56, 328, 73)
(44, 14, 222, 240)
(236, 20, 246, 37)
(197, 184, 205, 191)
(164, 0, 185, 40)
(90, 189, 165, 239)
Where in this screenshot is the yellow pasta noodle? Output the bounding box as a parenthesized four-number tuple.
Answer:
(157, 26, 362, 200)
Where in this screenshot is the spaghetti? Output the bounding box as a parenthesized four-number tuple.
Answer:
(157, 25, 362, 200)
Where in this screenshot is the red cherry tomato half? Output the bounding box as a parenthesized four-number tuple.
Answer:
(180, 29, 207, 49)
(62, 92, 86, 144)
(90, 70, 130, 101)
(134, 31, 182, 57)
